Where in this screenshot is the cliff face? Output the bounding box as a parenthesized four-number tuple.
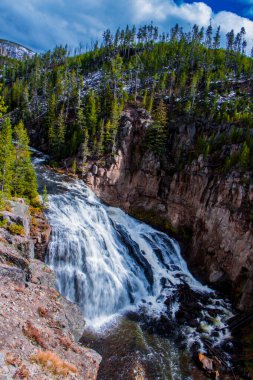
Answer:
(86, 106, 253, 311)
(0, 200, 101, 379)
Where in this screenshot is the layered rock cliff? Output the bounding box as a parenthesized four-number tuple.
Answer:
(0, 199, 101, 379)
(86, 106, 253, 311)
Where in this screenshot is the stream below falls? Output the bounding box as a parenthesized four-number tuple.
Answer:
(34, 151, 233, 380)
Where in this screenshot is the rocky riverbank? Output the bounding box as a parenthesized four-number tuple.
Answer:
(0, 199, 101, 379)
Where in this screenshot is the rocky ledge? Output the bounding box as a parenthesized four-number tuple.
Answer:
(85, 106, 253, 312)
(0, 199, 101, 379)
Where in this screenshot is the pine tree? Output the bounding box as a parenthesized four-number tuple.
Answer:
(0, 117, 14, 200)
(42, 185, 49, 208)
(0, 84, 7, 118)
(56, 108, 66, 156)
(213, 26, 221, 49)
(20, 85, 30, 120)
(72, 158, 77, 174)
(86, 91, 97, 141)
(205, 21, 213, 49)
(104, 120, 113, 153)
(153, 99, 167, 127)
(81, 128, 89, 176)
(239, 142, 250, 169)
(46, 94, 57, 153)
(95, 119, 104, 156)
(12, 121, 38, 200)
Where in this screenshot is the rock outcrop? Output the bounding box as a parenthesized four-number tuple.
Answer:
(0, 200, 101, 379)
(86, 106, 253, 311)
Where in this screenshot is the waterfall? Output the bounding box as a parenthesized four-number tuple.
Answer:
(33, 151, 231, 352)
(45, 178, 209, 326)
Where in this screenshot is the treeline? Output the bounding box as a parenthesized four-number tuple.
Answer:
(0, 86, 38, 206)
(1, 23, 253, 172)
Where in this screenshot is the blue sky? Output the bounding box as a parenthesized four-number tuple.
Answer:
(1, 0, 253, 52)
(176, 0, 253, 17)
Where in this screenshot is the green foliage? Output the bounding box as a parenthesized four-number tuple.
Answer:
(0, 117, 14, 198)
(196, 136, 210, 158)
(86, 91, 98, 140)
(0, 97, 38, 203)
(230, 126, 243, 144)
(0, 215, 7, 228)
(239, 142, 250, 169)
(42, 185, 49, 209)
(7, 223, 25, 236)
(12, 121, 38, 200)
(153, 99, 167, 127)
(0, 84, 7, 117)
(223, 152, 240, 173)
(144, 123, 167, 156)
(72, 159, 77, 174)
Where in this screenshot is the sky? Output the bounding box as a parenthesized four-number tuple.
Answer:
(1, 0, 253, 52)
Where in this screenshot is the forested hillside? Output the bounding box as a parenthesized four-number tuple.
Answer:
(1, 23, 253, 176)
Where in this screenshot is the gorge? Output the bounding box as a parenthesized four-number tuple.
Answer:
(33, 151, 234, 379)
(1, 20, 253, 379)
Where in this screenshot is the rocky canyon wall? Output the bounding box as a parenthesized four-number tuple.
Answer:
(86, 106, 253, 311)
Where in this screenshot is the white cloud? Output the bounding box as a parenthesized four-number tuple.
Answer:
(132, 0, 212, 25)
(131, 0, 253, 50)
(1, 0, 253, 51)
(214, 10, 253, 41)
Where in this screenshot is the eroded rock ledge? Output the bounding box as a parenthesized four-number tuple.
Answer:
(0, 199, 101, 379)
(85, 106, 253, 311)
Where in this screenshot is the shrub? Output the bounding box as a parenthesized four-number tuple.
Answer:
(37, 307, 49, 318)
(30, 350, 78, 375)
(30, 196, 42, 209)
(5, 352, 19, 366)
(14, 365, 30, 379)
(0, 215, 7, 228)
(22, 320, 47, 349)
(7, 223, 25, 236)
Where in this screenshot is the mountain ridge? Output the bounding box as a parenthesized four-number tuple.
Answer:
(0, 39, 35, 60)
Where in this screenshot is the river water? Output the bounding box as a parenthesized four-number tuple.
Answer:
(33, 151, 233, 379)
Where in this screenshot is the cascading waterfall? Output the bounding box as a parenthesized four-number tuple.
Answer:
(33, 151, 232, 359)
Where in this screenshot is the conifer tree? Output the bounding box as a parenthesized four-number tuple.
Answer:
(12, 121, 38, 200)
(153, 99, 167, 127)
(0, 84, 7, 118)
(95, 119, 104, 156)
(56, 108, 66, 156)
(86, 91, 97, 141)
(213, 26, 221, 49)
(42, 185, 49, 208)
(47, 94, 57, 153)
(104, 120, 113, 153)
(72, 158, 77, 174)
(0, 117, 14, 200)
(239, 142, 250, 169)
